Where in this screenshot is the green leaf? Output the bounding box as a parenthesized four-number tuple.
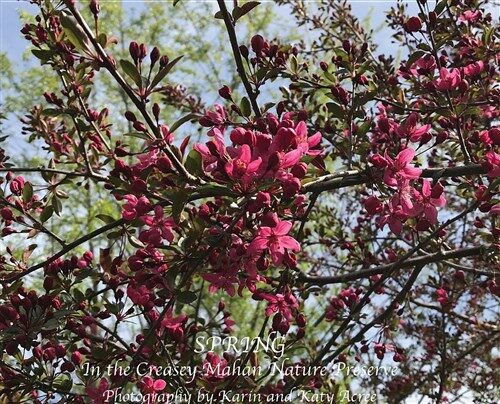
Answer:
(171, 190, 188, 223)
(196, 184, 235, 198)
(120, 59, 142, 87)
(52, 195, 62, 215)
(416, 43, 432, 52)
(124, 131, 151, 140)
(31, 49, 55, 62)
(59, 13, 89, 52)
(185, 150, 203, 177)
(53, 374, 73, 391)
(406, 50, 425, 67)
(326, 102, 345, 119)
(176, 290, 197, 304)
(23, 182, 33, 203)
(169, 113, 198, 133)
(434, 0, 447, 15)
(95, 214, 117, 224)
(240, 97, 251, 117)
(150, 55, 184, 89)
(290, 55, 298, 72)
(40, 205, 54, 223)
(97, 33, 108, 47)
(128, 235, 146, 248)
(42, 318, 59, 331)
(233, 2, 260, 21)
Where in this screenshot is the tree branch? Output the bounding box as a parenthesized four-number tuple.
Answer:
(303, 164, 487, 194)
(298, 246, 484, 285)
(67, 4, 197, 183)
(217, 0, 261, 117)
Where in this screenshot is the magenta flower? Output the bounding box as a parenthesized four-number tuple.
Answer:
(203, 269, 239, 297)
(383, 148, 422, 187)
(436, 288, 449, 306)
(434, 67, 461, 91)
(410, 55, 436, 76)
(463, 61, 484, 77)
(85, 378, 109, 404)
(139, 205, 175, 245)
(413, 180, 446, 224)
(248, 220, 300, 265)
(396, 112, 431, 142)
(142, 376, 166, 393)
(9, 176, 25, 196)
(255, 291, 299, 321)
(364, 195, 383, 215)
(225, 144, 262, 186)
(485, 151, 500, 177)
(121, 194, 152, 220)
(160, 309, 187, 341)
(379, 199, 409, 234)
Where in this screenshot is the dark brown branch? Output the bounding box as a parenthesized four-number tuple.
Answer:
(2, 186, 238, 284)
(322, 264, 425, 364)
(298, 246, 484, 285)
(284, 200, 480, 393)
(303, 164, 487, 194)
(216, 0, 261, 117)
(67, 5, 197, 183)
(0, 167, 106, 181)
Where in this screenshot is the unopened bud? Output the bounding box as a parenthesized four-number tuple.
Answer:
(129, 41, 139, 63)
(89, 0, 100, 17)
(150, 46, 160, 66)
(218, 85, 232, 100)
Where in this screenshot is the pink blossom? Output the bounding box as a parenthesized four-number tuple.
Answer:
(383, 148, 422, 186)
(225, 144, 262, 186)
(364, 195, 383, 215)
(202, 352, 229, 382)
(412, 180, 446, 224)
(255, 291, 299, 321)
(139, 206, 175, 245)
(247, 220, 300, 265)
(203, 269, 239, 297)
(199, 104, 227, 127)
(141, 376, 167, 393)
(490, 204, 500, 216)
(294, 121, 322, 156)
(485, 151, 500, 177)
(9, 176, 25, 195)
(379, 199, 409, 234)
(436, 288, 449, 306)
(121, 195, 152, 220)
(410, 55, 436, 76)
(397, 112, 431, 142)
(85, 378, 109, 404)
(127, 283, 151, 306)
(434, 68, 461, 91)
(463, 61, 484, 77)
(160, 309, 187, 341)
(458, 10, 481, 22)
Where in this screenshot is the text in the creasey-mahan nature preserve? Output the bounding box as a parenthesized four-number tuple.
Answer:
(83, 335, 397, 403)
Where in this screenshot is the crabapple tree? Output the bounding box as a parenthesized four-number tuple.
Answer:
(0, 0, 498, 403)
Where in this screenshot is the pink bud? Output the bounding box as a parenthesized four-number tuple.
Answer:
(251, 35, 265, 56)
(150, 46, 160, 66)
(89, 0, 100, 16)
(71, 351, 83, 365)
(218, 85, 232, 100)
(405, 16, 422, 32)
(129, 41, 139, 63)
(364, 196, 383, 215)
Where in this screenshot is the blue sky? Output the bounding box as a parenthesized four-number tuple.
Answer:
(0, 0, 426, 66)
